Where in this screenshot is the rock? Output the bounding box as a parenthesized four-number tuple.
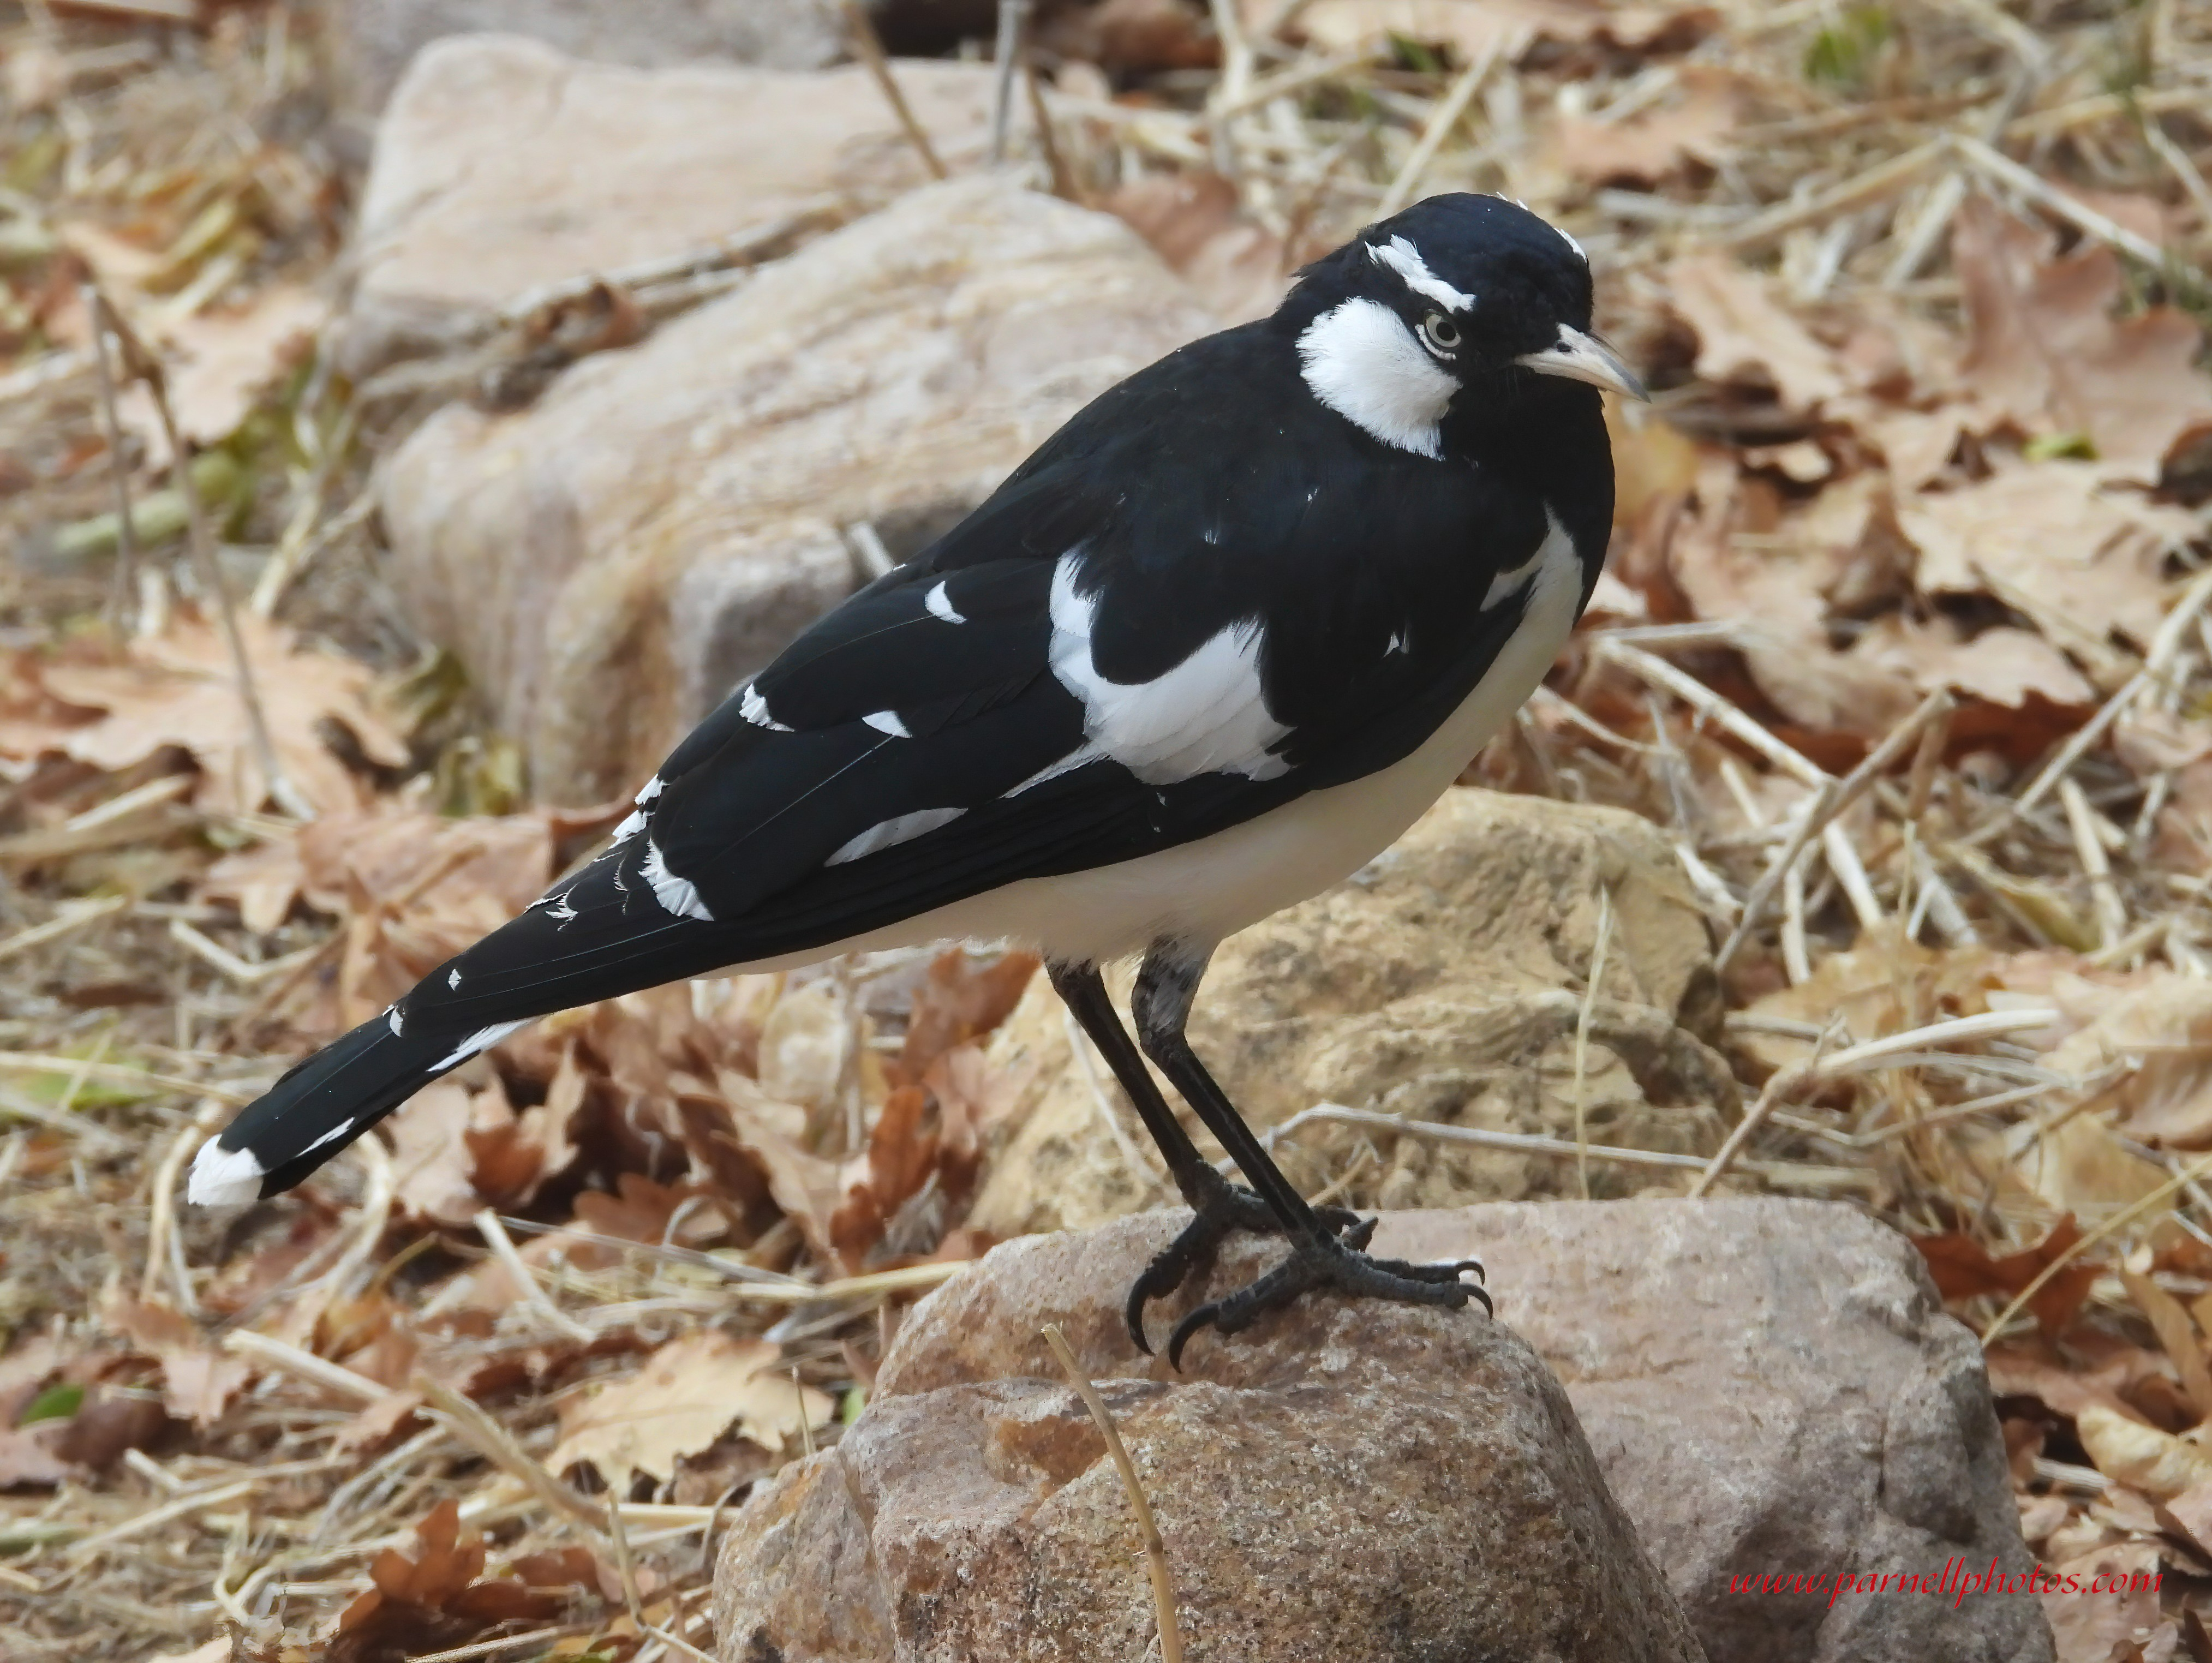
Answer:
(343, 36, 1001, 376)
(1375, 1198, 2054, 1663)
(314, 0, 846, 123)
(377, 174, 1217, 803)
(968, 787, 1737, 1238)
(714, 1213, 1708, 1663)
(714, 1199, 2052, 1663)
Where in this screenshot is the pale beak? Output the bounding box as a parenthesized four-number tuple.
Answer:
(1514, 324, 1649, 402)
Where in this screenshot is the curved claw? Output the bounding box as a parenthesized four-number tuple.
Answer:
(1166, 1300, 1226, 1371)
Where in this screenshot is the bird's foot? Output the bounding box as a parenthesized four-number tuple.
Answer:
(1163, 1231, 1490, 1370)
(1124, 1165, 1361, 1354)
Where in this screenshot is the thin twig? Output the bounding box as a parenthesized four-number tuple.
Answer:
(841, 0, 946, 180)
(94, 290, 309, 819)
(473, 1206, 594, 1342)
(1042, 1325, 1183, 1663)
(989, 0, 1032, 166)
(1597, 639, 1827, 787)
(411, 1375, 616, 1547)
(1376, 45, 1499, 218)
(1981, 1147, 2212, 1344)
(1690, 1009, 2060, 1197)
(81, 281, 142, 631)
(1569, 888, 1613, 1201)
(1716, 689, 1954, 969)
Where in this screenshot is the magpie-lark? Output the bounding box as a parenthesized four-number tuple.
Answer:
(192, 192, 1644, 1365)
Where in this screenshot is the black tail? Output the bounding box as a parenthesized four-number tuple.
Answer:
(190, 829, 753, 1206)
(189, 1012, 499, 1203)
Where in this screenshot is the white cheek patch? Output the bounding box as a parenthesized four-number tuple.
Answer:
(1296, 298, 1458, 459)
(1368, 236, 1476, 313)
(1048, 558, 1291, 783)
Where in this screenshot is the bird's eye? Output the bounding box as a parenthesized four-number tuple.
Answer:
(1421, 312, 1461, 352)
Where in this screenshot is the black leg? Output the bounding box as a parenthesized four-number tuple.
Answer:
(1131, 942, 1490, 1367)
(1048, 960, 1358, 1353)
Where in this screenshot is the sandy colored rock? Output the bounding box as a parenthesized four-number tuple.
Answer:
(969, 787, 1735, 1237)
(378, 174, 1217, 803)
(715, 1201, 2050, 1663)
(1375, 1198, 2054, 1663)
(715, 1213, 1706, 1663)
(314, 0, 845, 122)
(342, 37, 1000, 375)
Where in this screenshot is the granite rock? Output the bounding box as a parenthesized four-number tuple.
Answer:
(377, 173, 1216, 803)
(969, 787, 1736, 1238)
(715, 1213, 1707, 1663)
(342, 35, 1001, 376)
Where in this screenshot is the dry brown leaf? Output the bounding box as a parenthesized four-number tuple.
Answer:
(1550, 66, 1743, 186)
(330, 1498, 562, 1663)
(97, 1287, 250, 1428)
(2041, 1540, 2165, 1663)
(1987, 1339, 2165, 1427)
(1664, 253, 1846, 415)
(1954, 195, 2212, 483)
(2120, 1266, 2212, 1421)
(1850, 615, 2095, 714)
(384, 1066, 578, 1227)
(1105, 172, 1286, 323)
(2, 613, 409, 816)
(756, 980, 852, 1115)
(0, 1424, 79, 1489)
(2014, 1115, 2170, 1219)
(2039, 972, 2212, 1150)
(1916, 1215, 2104, 1342)
(118, 285, 329, 466)
(2078, 1404, 2212, 1499)
(1040, 0, 1222, 72)
(1900, 460, 2196, 655)
(550, 1331, 830, 1491)
(901, 948, 1041, 1083)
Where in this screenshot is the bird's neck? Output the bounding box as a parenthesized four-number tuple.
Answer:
(1445, 374, 1616, 565)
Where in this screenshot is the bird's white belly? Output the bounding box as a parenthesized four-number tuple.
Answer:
(753, 526, 1587, 970)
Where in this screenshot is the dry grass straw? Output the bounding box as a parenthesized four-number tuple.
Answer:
(1042, 1324, 1183, 1663)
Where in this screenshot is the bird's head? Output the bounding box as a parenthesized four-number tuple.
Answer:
(1282, 193, 1646, 458)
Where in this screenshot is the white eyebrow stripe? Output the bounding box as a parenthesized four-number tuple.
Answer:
(1369, 236, 1476, 313)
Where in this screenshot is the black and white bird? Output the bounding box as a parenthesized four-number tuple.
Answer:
(192, 193, 1643, 1364)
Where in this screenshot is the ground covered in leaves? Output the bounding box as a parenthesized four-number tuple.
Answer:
(4, 1, 2212, 1660)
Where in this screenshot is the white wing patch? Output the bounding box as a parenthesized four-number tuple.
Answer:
(826, 807, 967, 866)
(860, 710, 911, 738)
(447, 967, 462, 990)
(924, 581, 965, 624)
(1295, 298, 1457, 460)
(432, 1020, 530, 1072)
(1368, 236, 1476, 313)
(1048, 558, 1290, 783)
(1005, 740, 1105, 798)
(387, 1006, 404, 1037)
(641, 840, 714, 921)
(740, 684, 792, 732)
